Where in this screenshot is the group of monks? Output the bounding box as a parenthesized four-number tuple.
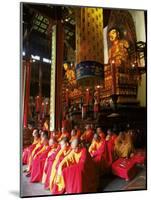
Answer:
(22, 124, 136, 194)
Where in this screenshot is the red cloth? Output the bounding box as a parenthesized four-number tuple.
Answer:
(44, 146, 61, 189)
(22, 144, 36, 165)
(133, 149, 146, 165)
(30, 146, 52, 182)
(106, 136, 117, 165)
(61, 148, 97, 194)
(91, 140, 111, 176)
(112, 158, 137, 180)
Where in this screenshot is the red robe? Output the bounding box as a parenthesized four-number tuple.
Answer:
(22, 144, 36, 165)
(49, 146, 71, 193)
(81, 129, 93, 144)
(22, 138, 41, 165)
(52, 148, 97, 194)
(43, 146, 61, 189)
(30, 145, 57, 183)
(27, 144, 44, 172)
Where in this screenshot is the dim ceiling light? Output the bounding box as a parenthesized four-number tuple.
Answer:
(31, 54, 40, 60)
(43, 58, 51, 63)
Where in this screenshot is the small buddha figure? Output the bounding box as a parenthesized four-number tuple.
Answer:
(108, 28, 129, 67)
(64, 63, 76, 85)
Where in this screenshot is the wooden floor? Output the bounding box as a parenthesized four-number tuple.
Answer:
(20, 165, 146, 197)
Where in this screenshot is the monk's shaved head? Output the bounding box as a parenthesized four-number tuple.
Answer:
(93, 133, 100, 141)
(49, 137, 57, 146)
(32, 129, 40, 138)
(60, 137, 69, 148)
(71, 138, 79, 149)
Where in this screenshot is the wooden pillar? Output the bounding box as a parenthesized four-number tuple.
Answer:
(49, 22, 64, 131)
(55, 21, 64, 130)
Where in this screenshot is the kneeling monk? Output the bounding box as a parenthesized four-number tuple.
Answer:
(25, 131, 48, 175)
(114, 131, 134, 159)
(22, 129, 41, 165)
(89, 134, 103, 157)
(52, 138, 97, 194)
(30, 137, 58, 182)
(48, 137, 71, 191)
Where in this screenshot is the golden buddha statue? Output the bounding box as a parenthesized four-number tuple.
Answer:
(108, 28, 129, 67)
(64, 63, 76, 85)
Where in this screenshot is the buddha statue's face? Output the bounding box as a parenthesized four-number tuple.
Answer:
(109, 29, 119, 42)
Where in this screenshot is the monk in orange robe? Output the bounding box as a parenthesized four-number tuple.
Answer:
(42, 145, 61, 190)
(30, 137, 58, 182)
(25, 131, 49, 175)
(104, 129, 117, 168)
(58, 127, 70, 141)
(22, 129, 41, 165)
(51, 138, 97, 194)
(80, 124, 93, 145)
(96, 127, 106, 140)
(74, 125, 81, 138)
(89, 134, 103, 156)
(43, 119, 49, 131)
(69, 129, 79, 143)
(48, 137, 71, 192)
(114, 131, 134, 159)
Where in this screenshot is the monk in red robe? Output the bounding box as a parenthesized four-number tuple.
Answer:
(43, 119, 49, 131)
(52, 138, 97, 194)
(45, 137, 71, 191)
(74, 125, 81, 138)
(89, 134, 103, 156)
(80, 124, 94, 145)
(22, 129, 41, 165)
(25, 131, 49, 176)
(42, 144, 61, 190)
(30, 137, 58, 183)
(96, 127, 106, 140)
(58, 127, 70, 141)
(69, 129, 79, 143)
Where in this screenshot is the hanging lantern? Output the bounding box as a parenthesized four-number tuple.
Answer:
(75, 7, 104, 89)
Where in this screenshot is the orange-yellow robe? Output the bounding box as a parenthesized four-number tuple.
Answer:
(42, 145, 61, 189)
(88, 139, 103, 156)
(81, 129, 93, 143)
(114, 134, 134, 158)
(49, 146, 71, 192)
(30, 143, 58, 183)
(52, 148, 97, 194)
(58, 131, 70, 141)
(22, 138, 41, 165)
(69, 135, 79, 143)
(26, 141, 43, 172)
